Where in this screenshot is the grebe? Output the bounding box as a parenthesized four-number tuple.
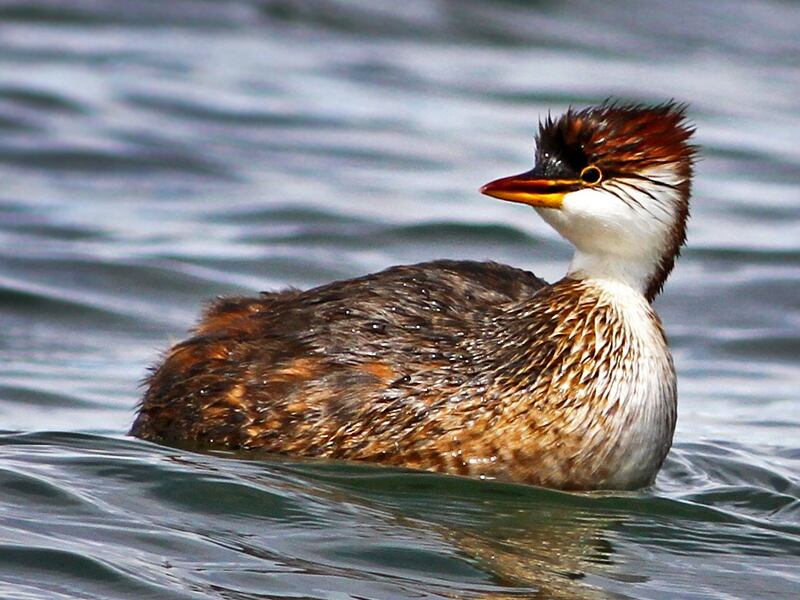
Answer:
(131, 101, 696, 490)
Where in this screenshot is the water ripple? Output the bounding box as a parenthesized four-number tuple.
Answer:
(0, 1, 799, 599)
(0, 433, 798, 599)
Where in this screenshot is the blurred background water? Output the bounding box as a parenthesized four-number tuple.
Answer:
(0, 1, 799, 598)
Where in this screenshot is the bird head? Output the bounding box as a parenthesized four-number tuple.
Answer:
(481, 101, 697, 300)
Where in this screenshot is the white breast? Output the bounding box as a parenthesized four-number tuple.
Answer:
(592, 279, 677, 488)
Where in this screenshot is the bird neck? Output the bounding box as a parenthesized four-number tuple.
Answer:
(567, 248, 666, 301)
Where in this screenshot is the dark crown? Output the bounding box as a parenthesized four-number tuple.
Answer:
(536, 101, 697, 180)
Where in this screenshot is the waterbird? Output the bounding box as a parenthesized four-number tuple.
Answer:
(131, 101, 696, 490)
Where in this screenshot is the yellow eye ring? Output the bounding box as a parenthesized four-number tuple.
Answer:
(579, 165, 603, 186)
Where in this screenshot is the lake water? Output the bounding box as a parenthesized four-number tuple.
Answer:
(1, 1, 799, 598)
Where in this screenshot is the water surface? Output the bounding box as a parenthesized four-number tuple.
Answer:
(1, 1, 799, 598)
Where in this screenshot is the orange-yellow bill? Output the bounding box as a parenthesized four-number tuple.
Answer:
(480, 172, 580, 209)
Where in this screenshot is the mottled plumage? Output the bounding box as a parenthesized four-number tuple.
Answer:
(131, 101, 696, 490)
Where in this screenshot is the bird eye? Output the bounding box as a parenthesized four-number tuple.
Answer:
(579, 165, 603, 186)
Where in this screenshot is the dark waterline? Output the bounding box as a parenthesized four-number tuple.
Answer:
(1, 1, 799, 599)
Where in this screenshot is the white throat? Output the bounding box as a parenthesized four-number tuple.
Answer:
(535, 165, 687, 299)
(567, 249, 658, 296)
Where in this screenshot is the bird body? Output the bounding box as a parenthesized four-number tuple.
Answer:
(131, 102, 696, 490)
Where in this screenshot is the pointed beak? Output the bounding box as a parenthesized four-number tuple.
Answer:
(480, 171, 581, 209)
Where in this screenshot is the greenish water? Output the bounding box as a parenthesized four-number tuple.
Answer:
(2, 432, 798, 600)
(1, 1, 799, 598)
